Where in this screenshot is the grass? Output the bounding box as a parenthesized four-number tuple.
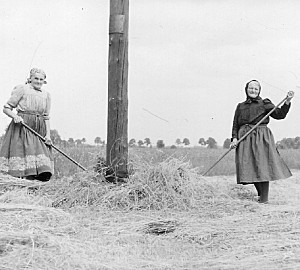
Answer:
(1, 146, 300, 269)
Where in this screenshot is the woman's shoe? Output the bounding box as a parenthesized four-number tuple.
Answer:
(259, 200, 269, 204)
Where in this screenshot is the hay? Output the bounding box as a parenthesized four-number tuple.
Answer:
(0, 191, 80, 269)
(42, 156, 216, 211)
(0, 188, 53, 208)
(0, 159, 300, 269)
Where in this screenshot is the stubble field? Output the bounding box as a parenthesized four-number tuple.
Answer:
(0, 146, 300, 269)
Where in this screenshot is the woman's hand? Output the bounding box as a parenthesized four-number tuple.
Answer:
(13, 116, 23, 123)
(285, 91, 294, 104)
(230, 138, 238, 149)
(44, 136, 52, 146)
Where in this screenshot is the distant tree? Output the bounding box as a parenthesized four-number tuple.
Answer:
(175, 138, 181, 146)
(198, 138, 206, 146)
(75, 139, 82, 146)
(144, 137, 151, 147)
(183, 138, 190, 146)
(295, 137, 300, 149)
(156, 140, 165, 148)
(61, 140, 68, 148)
(223, 138, 231, 149)
(206, 137, 217, 149)
(94, 137, 102, 146)
(68, 138, 75, 147)
(138, 140, 144, 147)
(82, 138, 86, 144)
(129, 138, 136, 147)
(50, 129, 62, 145)
(286, 138, 295, 149)
(170, 145, 177, 149)
(282, 138, 294, 149)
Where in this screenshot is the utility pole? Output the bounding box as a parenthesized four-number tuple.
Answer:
(107, 0, 129, 181)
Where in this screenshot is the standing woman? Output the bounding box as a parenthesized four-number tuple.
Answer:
(230, 80, 294, 203)
(0, 68, 53, 181)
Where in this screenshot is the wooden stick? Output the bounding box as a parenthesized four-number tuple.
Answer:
(202, 95, 289, 176)
(21, 122, 87, 171)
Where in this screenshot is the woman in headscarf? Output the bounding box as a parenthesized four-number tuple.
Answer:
(230, 80, 294, 203)
(0, 68, 53, 181)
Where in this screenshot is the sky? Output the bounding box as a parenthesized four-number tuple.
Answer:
(1, 0, 300, 146)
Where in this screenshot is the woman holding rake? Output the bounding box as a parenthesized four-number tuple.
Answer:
(230, 80, 294, 203)
(0, 68, 53, 181)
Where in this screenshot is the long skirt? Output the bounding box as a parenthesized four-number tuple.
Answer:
(0, 112, 54, 179)
(236, 124, 291, 184)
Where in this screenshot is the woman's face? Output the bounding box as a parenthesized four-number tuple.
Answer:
(30, 73, 45, 90)
(247, 81, 260, 98)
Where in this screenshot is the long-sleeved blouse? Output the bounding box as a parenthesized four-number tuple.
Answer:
(4, 84, 51, 120)
(231, 97, 290, 140)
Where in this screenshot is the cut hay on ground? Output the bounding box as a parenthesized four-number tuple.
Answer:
(0, 157, 300, 269)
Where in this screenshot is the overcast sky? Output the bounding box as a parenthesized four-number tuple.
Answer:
(1, 0, 300, 146)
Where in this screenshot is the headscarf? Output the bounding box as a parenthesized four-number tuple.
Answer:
(26, 68, 47, 84)
(245, 79, 261, 102)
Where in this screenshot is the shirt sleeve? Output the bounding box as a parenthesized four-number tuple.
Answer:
(4, 85, 25, 109)
(43, 92, 51, 120)
(231, 104, 239, 140)
(263, 98, 291, 120)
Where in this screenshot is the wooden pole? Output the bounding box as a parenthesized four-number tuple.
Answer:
(107, 0, 129, 180)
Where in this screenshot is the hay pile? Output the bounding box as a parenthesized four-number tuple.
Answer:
(39, 156, 217, 211)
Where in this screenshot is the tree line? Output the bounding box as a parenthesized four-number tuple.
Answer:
(129, 137, 219, 149)
(49, 129, 106, 147)
(129, 136, 300, 150)
(276, 137, 300, 149)
(47, 134, 220, 149)
(1, 128, 298, 150)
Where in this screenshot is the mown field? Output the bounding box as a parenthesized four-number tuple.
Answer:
(1, 146, 300, 269)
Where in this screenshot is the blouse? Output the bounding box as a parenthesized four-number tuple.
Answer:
(231, 97, 290, 140)
(4, 84, 51, 120)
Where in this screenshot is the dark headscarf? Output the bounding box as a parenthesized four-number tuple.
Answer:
(245, 79, 261, 102)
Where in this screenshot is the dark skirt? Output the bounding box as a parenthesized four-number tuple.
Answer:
(0, 112, 54, 179)
(235, 124, 292, 184)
